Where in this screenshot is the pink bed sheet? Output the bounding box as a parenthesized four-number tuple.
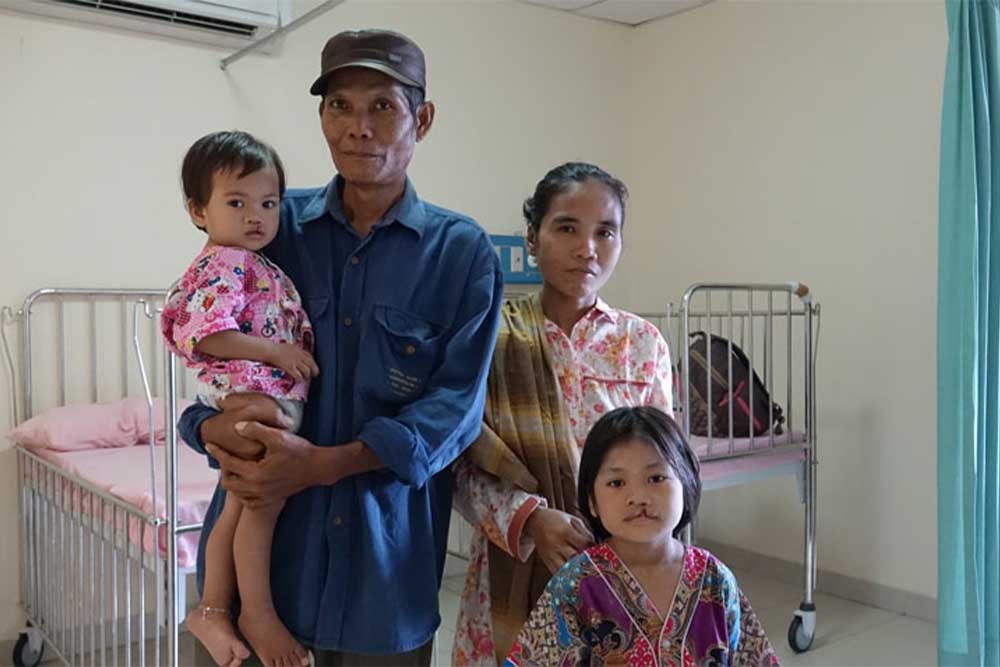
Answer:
(693, 431, 809, 484)
(30, 444, 217, 569)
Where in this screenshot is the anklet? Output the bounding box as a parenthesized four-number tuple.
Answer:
(198, 605, 231, 619)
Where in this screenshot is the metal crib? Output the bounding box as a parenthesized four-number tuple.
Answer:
(642, 281, 821, 653)
(3, 288, 198, 667)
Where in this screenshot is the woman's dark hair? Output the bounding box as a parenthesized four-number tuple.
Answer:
(522, 162, 628, 231)
(578, 406, 701, 541)
(181, 130, 286, 216)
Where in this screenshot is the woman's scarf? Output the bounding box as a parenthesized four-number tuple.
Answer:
(465, 293, 581, 662)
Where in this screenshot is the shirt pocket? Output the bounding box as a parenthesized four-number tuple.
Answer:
(304, 295, 331, 322)
(581, 351, 655, 407)
(359, 304, 444, 404)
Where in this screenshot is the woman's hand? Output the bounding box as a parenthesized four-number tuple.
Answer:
(524, 507, 594, 574)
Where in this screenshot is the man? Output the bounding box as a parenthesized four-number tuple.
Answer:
(180, 29, 502, 666)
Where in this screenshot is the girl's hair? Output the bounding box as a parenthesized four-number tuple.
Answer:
(521, 162, 628, 231)
(181, 130, 286, 213)
(577, 406, 702, 541)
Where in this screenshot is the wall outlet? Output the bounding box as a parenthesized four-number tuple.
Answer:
(510, 246, 524, 272)
(490, 234, 542, 284)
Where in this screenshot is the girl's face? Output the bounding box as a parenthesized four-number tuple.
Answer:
(589, 438, 684, 545)
(527, 179, 623, 303)
(188, 166, 280, 251)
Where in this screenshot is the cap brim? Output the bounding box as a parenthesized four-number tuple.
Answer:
(309, 59, 423, 96)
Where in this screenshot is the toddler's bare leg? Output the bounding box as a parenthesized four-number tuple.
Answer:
(186, 493, 251, 667)
(217, 393, 290, 434)
(235, 501, 309, 667)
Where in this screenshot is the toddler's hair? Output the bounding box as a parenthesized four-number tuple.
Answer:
(181, 130, 285, 217)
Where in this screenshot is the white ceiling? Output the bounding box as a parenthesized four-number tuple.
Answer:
(520, 0, 713, 26)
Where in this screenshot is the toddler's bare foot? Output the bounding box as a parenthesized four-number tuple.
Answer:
(238, 606, 309, 667)
(186, 605, 250, 667)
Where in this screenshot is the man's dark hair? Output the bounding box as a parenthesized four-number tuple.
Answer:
(522, 162, 628, 231)
(578, 406, 702, 541)
(400, 84, 425, 118)
(181, 130, 286, 218)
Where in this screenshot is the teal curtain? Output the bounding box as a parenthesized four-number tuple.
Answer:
(938, 1, 1000, 665)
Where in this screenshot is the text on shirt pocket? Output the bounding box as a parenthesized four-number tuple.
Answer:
(361, 304, 444, 402)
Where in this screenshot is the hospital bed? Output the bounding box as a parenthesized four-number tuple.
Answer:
(645, 281, 820, 653)
(3, 288, 202, 667)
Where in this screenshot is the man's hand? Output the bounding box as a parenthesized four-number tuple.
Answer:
(202, 394, 292, 461)
(524, 507, 594, 574)
(206, 421, 321, 509)
(266, 343, 320, 383)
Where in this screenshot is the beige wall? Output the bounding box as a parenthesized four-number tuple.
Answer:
(0, 0, 630, 639)
(604, 0, 944, 599)
(0, 0, 946, 643)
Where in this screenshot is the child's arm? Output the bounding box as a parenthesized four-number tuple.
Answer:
(196, 331, 319, 382)
(504, 585, 579, 666)
(717, 560, 780, 664)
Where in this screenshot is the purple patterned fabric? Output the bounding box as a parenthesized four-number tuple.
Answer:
(506, 544, 779, 666)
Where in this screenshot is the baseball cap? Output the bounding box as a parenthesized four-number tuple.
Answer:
(309, 29, 426, 96)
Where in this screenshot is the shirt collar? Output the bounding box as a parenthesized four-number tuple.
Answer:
(544, 296, 619, 337)
(590, 297, 618, 324)
(300, 175, 425, 238)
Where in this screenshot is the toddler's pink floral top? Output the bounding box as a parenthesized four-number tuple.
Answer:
(161, 245, 313, 402)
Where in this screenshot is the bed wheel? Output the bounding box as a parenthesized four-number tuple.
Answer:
(13, 628, 44, 667)
(787, 605, 816, 653)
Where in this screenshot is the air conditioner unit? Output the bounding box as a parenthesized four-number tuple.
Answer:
(0, 0, 291, 51)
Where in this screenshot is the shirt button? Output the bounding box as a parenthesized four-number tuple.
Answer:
(350, 256, 360, 266)
(404, 344, 416, 355)
(344, 317, 353, 327)
(332, 516, 342, 526)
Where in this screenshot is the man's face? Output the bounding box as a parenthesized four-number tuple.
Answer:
(319, 67, 432, 189)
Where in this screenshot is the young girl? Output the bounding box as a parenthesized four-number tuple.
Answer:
(161, 131, 317, 667)
(505, 406, 779, 666)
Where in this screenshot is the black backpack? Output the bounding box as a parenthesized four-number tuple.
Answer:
(681, 332, 784, 438)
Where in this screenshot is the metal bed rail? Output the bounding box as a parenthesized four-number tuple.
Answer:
(3, 288, 201, 667)
(642, 281, 822, 653)
(639, 281, 821, 461)
(17, 446, 165, 667)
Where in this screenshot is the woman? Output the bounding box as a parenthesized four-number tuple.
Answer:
(452, 163, 674, 665)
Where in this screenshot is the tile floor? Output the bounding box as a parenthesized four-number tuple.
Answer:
(5, 555, 936, 666)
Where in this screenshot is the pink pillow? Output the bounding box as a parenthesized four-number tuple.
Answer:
(119, 397, 194, 444)
(9, 397, 195, 452)
(10, 401, 137, 451)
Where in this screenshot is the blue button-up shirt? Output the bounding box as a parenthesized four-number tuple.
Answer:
(178, 176, 502, 654)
